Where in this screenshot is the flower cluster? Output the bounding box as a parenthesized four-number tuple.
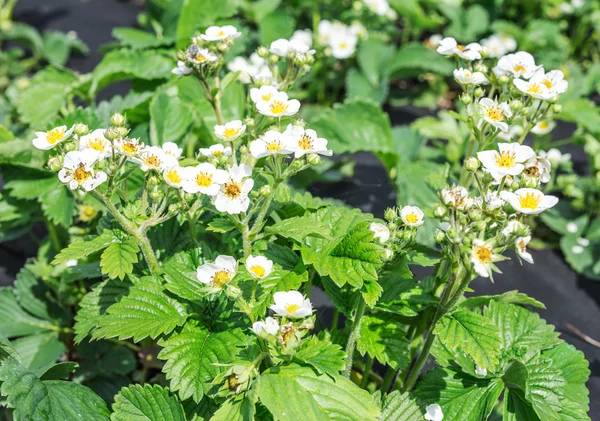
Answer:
(317, 20, 365, 60)
(369, 204, 425, 259)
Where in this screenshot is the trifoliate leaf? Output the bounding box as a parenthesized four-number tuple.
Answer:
(434, 310, 502, 371)
(357, 314, 410, 370)
(100, 236, 140, 280)
(93, 277, 188, 342)
(381, 391, 423, 421)
(413, 368, 504, 421)
(0, 288, 58, 338)
(111, 384, 186, 421)
(158, 322, 246, 403)
(293, 334, 345, 377)
(460, 290, 545, 309)
(257, 364, 380, 421)
(52, 230, 119, 265)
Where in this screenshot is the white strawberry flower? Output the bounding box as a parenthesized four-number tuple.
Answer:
(500, 188, 558, 214)
(256, 92, 301, 118)
(249, 130, 294, 158)
(531, 119, 556, 135)
(453, 68, 488, 85)
(200, 144, 232, 158)
(252, 317, 280, 337)
(441, 185, 473, 210)
(269, 38, 315, 58)
(317, 20, 339, 45)
(162, 142, 182, 159)
(494, 51, 540, 79)
(245, 255, 274, 279)
(162, 166, 186, 188)
(475, 192, 505, 211)
(425, 403, 444, 421)
(480, 33, 517, 58)
(214, 120, 246, 141)
(200, 25, 241, 42)
(290, 29, 313, 48)
(32, 125, 73, 150)
(401, 206, 424, 226)
(228, 53, 272, 84)
(513, 78, 553, 100)
(426, 34, 443, 48)
(363, 0, 392, 16)
(115, 137, 144, 158)
(516, 235, 534, 264)
(270, 290, 313, 318)
(478, 98, 513, 132)
(475, 364, 488, 376)
(196, 255, 237, 292)
(182, 163, 228, 196)
(79, 129, 111, 158)
(133, 146, 178, 172)
(531, 68, 568, 97)
(369, 222, 390, 243)
(58, 150, 107, 191)
(436, 37, 481, 60)
(350, 21, 368, 40)
(172, 60, 192, 76)
(477, 143, 535, 181)
(524, 154, 551, 183)
(186, 47, 218, 66)
(250, 85, 279, 104)
(539, 148, 571, 167)
(213, 164, 254, 214)
(284, 125, 332, 158)
(330, 31, 358, 59)
(501, 220, 527, 238)
(471, 239, 501, 278)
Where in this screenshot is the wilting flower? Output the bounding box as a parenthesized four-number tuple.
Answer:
(162, 142, 182, 159)
(453, 68, 488, 85)
(401, 206, 424, 226)
(172, 60, 192, 76)
(539, 148, 571, 167)
(270, 291, 313, 318)
(524, 154, 551, 183)
(425, 403, 444, 421)
(500, 188, 559, 214)
(531, 120, 556, 135)
(252, 317, 280, 337)
(475, 364, 488, 376)
(515, 235, 533, 264)
(494, 51, 539, 79)
(196, 255, 238, 292)
(369, 222, 390, 243)
(501, 220, 528, 238)
(480, 33, 517, 58)
(182, 163, 228, 195)
(471, 239, 501, 278)
(441, 185, 473, 210)
(133, 146, 178, 172)
(200, 144, 232, 158)
(33, 125, 73, 150)
(162, 166, 186, 188)
(250, 85, 279, 104)
(213, 164, 254, 214)
(478, 98, 512, 132)
(249, 130, 294, 158)
(200, 25, 241, 42)
(425, 34, 443, 49)
(58, 150, 107, 191)
(256, 92, 301, 118)
(79, 129, 111, 158)
(214, 120, 246, 141)
(245, 255, 274, 279)
(115, 137, 144, 158)
(477, 143, 535, 181)
(437, 37, 482, 60)
(284, 125, 332, 158)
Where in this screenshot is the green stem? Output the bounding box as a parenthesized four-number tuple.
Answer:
(343, 297, 367, 377)
(331, 308, 339, 329)
(44, 218, 62, 253)
(380, 367, 396, 393)
(360, 356, 373, 388)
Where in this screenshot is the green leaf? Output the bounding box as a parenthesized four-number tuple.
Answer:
(357, 37, 396, 85)
(100, 236, 140, 280)
(210, 388, 258, 421)
(176, 0, 238, 49)
(503, 388, 541, 421)
(345, 68, 389, 104)
(4, 175, 57, 200)
(52, 230, 118, 265)
(444, 5, 489, 41)
(259, 11, 295, 45)
(0, 288, 58, 338)
(293, 334, 345, 377)
(357, 314, 410, 370)
(93, 277, 188, 342)
(414, 368, 504, 421)
(111, 384, 186, 421)
(460, 291, 545, 309)
(42, 30, 88, 65)
(158, 322, 246, 402)
(266, 215, 332, 243)
(40, 185, 75, 228)
(163, 261, 206, 301)
(14, 266, 66, 321)
(434, 310, 502, 371)
(390, 43, 454, 77)
(207, 218, 236, 233)
(0, 358, 110, 420)
(112, 27, 174, 50)
(558, 98, 600, 134)
(149, 90, 194, 146)
(381, 391, 423, 421)
(525, 358, 565, 421)
(257, 364, 380, 421)
(11, 332, 65, 370)
(560, 234, 600, 280)
(15, 82, 74, 126)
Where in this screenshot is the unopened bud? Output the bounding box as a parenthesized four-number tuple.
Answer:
(474, 63, 488, 73)
(520, 107, 530, 116)
(474, 87, 484, 98)
(459, 93, 472, 105)
(384, 207, 397, 222)
(108, 162, 118, 172)
(150, 189, 163, 200)
(446, 228, 457, 239)
(434, 230, 446, 243)
(239, 145, 249, 155)
(510, 180, 520, 191)
(290, 158, 305, 171)
(468, 208, 482, 221)
(73, 123, 89, 136)
(268, 54, 279, 64)
(388, 222, 397, 231)
(116, 127, 129, 138)
(148, 175, 161, 186)
(64, 141, 76, 152)
(243, 117, 255, 127)
(168, 203, 180, 213)
(96, 159, 107, 170)
(548, 95, 559, 104)
(177, 50, 186, 61)
(522, 175, 539, 189)
(259, 185, 271, 196)
(307, 153, 322, 166)
(47, 156, 62, 172)
(433, 204, 447, 218)
(110, 113, 126, 127)
(478, 48, 490, 59)
(498, 75, 510, 85)
(553, 104, 562, 113)
(510, 100, 523, 112)
(104, 127, 120, 141)
(217, 43, 228, 52)
(256, 46, 269, 58)
(472, 221, 487, 232)
(465, 156, 479, 172)
(184, 193, 195, 202)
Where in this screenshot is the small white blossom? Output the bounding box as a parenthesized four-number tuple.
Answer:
(196, 255, 237, 292)
(200, 25, 241, 42)
(114, 137, 144, 158)
(79, 129, 111, 158)
(531, 120, 556, 135)
(33, 125, 73, 150)
(330, 31, 358, 59)
(453, 68, 488, 85)
(58, 150, 107, 191)
(471, 239, 501, 278)
(525, 154, 552, 183)
(437, 37, 482, 60)
(249, 130, 294, 158)
(513, 78, 553, 101)
(439, 222, 451, 231)
(172, 60, 192, 76)
(478, 98, 513, 132)
(214, 120, 246, 141)
(480, 33, 517, 58)
(270, 290, 313, 318)
(250, 85, 279, 104)
(350, 21, 368, 39)
(441, 185, 473, 210)
(539, 148, 571, 167)
(290, 29, 313, 48)
(494, 51, 540, 79)
(162, 142, 182, 159)
(500, 188, 559, 214)
(245, 255, 274, 279)
(363, 0, 392, 16)
(200, 144, 232, 158)
(401, 206, 424, 226)
(477, 143, 535, 181)
(182, 163, 228, 196)
(531, 68, 569, 98)
(566, 222, 579, 233)
(228, 54, 272, 84)
(425, 403, 444, 421)
(162, 166, 186, 188)
(133, 146, 178, 172)
(187, 47, 217, 66)
(213, 164, 254, 214)
(516, 235, 534, 264)
(369, 222, 390, 243)
(252, 317, 280, 337)
(269, 38, 315, 58)
(256, 92, 301, 118)
(284, 125, 332, 158)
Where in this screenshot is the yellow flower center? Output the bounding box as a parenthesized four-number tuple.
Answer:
(196, 55, 207, 63)
(262, 93, 273, 101)
(465, 72, 471, 78)
(474, 245, 493, 264)
(524, 166, 539, 177)
(145, 155, 161, 168)
(266, 141, 282, 151)
(213, 150, 223, 157)
(519, 192, 541, 210)
(195, 172, 213, 187)
(527, 83, 542, 94)
(88, 138, 106, 152)
(270, 100, 288, 114)
(485, 106, 505, 122)
(46, 128, 65, 144)
(494, 151, 516, 168)
(538, 120, 549, 128)
(74, 164, 91, 183)
(339, 41, 348, 49)
(298, 135, 313, 150)
(518, 240, 527, 252)
(166, 169, 182, 184)
(79, 205, 97, 221)
(121, 141, 140, 155)
(456, 45, 465, 52)
(285, 304, 300, 314)
(212, 270, 230, 288)
(405, 213, 419, 224)
(541, 80, 553, 89)
(513, 64, 526, 74)
(217, 30, 225, 37)
(250, 265, 265, 278)
(224, 181, 242, 199)
(223, 127, 240, 139)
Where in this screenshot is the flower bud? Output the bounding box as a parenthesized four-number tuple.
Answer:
(239, 145, 249, 155)
(520, 107, 530, 116)
(472, 221, 487, 232)
(243, 117, 255, 127)
(268, 54, 279, 64)
(293, 119, 307, 128)
(522, 175, 539, 189)
(553, 104, 562, 113)
(73, 123, 89, 136)
(384, 207, 397, 222)
(498, 75, 510, 85)
(96, 159, 107, 170)
(510, 180, 520, 191)
(110, 113, 126, 127)
(290, 158, 305, 171)
(259, 185, 271, 196)
(434, 230, 446, 243)
(446, 228, 457, 239)
(257, 46, 269, 58)
(177, 50, 186, 61)
(384, 249, 393, 260)
(150, 189, 163, 200)
(473, 87, 484, 98)
(510, 100, 523, 112)
(104, 127, 120, 141)
(465, 156, 479, 172)
(474, 63, 488, 73)
(47, 156, 62, 172)
(468, 208, 482, 221)
(184, 193, 195, 202)
(548, 95, 559, 104)
(116, 127, 130, 138)
(433, 204, 447, 218)
(217, 43, 228, 52)
(478, 48, 490, 59)
(108, 162, 118, 173)
(168, 203, 180, 214)
(307, 153, 322, 166)
(388, 222, 397, 231)
(148, 175, 161, 186)
(459, 93, 472, 105)
(353, 1, 363, 11)
(64, 141, 76, 152)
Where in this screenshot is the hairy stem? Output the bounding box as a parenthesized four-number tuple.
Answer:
(343, 296, 367, 377)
